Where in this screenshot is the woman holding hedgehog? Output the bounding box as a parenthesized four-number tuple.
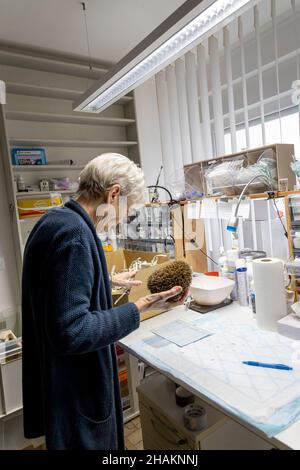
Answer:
(22, 153, 190, 450)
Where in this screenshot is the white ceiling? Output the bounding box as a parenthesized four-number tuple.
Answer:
(0, 0, 186, 64)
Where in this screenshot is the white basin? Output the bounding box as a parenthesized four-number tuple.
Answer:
(190, 275, 235, 306)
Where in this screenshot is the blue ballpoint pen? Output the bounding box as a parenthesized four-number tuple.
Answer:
(242, 361, 293, 371)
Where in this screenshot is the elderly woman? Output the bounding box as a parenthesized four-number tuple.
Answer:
(22, 153, 183, 450)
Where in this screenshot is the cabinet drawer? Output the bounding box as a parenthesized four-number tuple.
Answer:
(140, 403, 194, 450)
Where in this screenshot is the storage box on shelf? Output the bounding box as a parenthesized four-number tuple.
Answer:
(184, 144, 295, 198)
(0, 338, 22, 417)
(137, 373, 274, 450)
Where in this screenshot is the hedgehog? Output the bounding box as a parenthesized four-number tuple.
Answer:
(147, 260, 192, 301)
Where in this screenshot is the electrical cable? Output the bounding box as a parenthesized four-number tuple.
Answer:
(147, 184, 219, 266)
(151, 166, 164, 203)
(147, 185, 176, 204)
(81, 2, 93, 84)
(267, 190, 288, 238)
(189, 237, 219, 266)
(180, 204, 186, 258)
(272, 197, 288, 239)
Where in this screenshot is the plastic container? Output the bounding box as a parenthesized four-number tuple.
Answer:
(236, 267, 249, 307)
(17, 175, 26, 191)
(249, 280, 256, 314)
(190, 275, 235, 306)
(17, 193, 63, 219)
(227, 249, 239, 301)
(218, 248, 228, 278)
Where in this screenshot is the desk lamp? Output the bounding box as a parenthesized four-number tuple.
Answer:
(227, 174, 271, 234)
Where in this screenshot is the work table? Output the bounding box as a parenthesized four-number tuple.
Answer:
(119, 303, 300, 450)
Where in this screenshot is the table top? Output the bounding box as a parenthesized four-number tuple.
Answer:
(119, 302, 300, 450)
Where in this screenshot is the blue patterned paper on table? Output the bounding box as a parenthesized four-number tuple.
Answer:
(132, 314, 300, 437)
(152, 320, 213, 347)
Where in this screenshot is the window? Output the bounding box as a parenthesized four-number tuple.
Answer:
(224, 107, 300, 156)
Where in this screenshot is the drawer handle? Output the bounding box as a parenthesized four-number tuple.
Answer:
(150, 419, 187, 447)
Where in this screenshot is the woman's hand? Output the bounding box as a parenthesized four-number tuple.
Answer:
(111, 271, 142, 289)
(135, 286, 187, 314)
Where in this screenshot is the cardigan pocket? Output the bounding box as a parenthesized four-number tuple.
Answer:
(73, 411, 113, 450)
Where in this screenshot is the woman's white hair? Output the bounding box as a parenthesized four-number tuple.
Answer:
(77, 153, 146, 205)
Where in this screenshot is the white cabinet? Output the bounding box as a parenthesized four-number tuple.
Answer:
(137, 373, 274, 450)
(0, 339, 22, 416)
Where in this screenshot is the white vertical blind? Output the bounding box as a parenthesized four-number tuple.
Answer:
(154, 0, 297, 187)
(197, 44, 213, 158)
(208, 35, 225, 156)
(238, 15, 250, 148)
(175, 58, 193, 165)
(291, 0, 300, 147)
(254, 5, 266, 145)
(271, 0, 283, 142)
(267, 199, 274, 257)
(155, 71, 175, 184)
(223, 26, 237, 153)
(250, 199, 258, 251)
(185, 51, 205, 162)
(166, 65, 184, 183)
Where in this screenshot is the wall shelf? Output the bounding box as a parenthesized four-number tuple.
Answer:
(10, 138, 138, 148)
(16, 190, 76, 197)
(6, 110, 135, 127)
(12, 165, 84, 172)
(6, 82, 133, 105)
(0, 46, 109, 78)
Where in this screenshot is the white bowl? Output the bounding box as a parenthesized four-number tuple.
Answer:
(190, 275, 235, 306)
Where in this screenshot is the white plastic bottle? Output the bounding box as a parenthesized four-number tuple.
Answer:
(236, 258, 249, 306)
(245, 256, 256, 313)
(17, 174, 26, 192)
(249, 280, 256, 314)
(226, 249, 239, 300)
(218, 247, 228, 277)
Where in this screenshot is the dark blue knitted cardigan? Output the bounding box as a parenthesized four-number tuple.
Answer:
(22, 199, 140, 449)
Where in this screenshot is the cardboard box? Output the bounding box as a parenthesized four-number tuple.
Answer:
(105, 249, 168, 274)
(105, 250, 171, 321)
(129, 259, 178, 322)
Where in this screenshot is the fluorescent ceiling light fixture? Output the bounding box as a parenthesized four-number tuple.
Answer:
(74, 0, 259, 113)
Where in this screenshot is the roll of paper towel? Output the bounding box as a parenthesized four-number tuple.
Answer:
(253, 258, 287, 331)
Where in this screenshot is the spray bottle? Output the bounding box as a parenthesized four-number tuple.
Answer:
(236, 258, 249, 306)
(245, 256, 256, 313)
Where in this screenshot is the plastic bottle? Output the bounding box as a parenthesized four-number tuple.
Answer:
(245, 256, 256, 313)
(236, 258, 249, 306)
(218, 247, 228, 277)
(226, 249, 239, 300)
(249, 280, 256, 314)
(17, 174, 26, 191)
(245, 256, 253, 282)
